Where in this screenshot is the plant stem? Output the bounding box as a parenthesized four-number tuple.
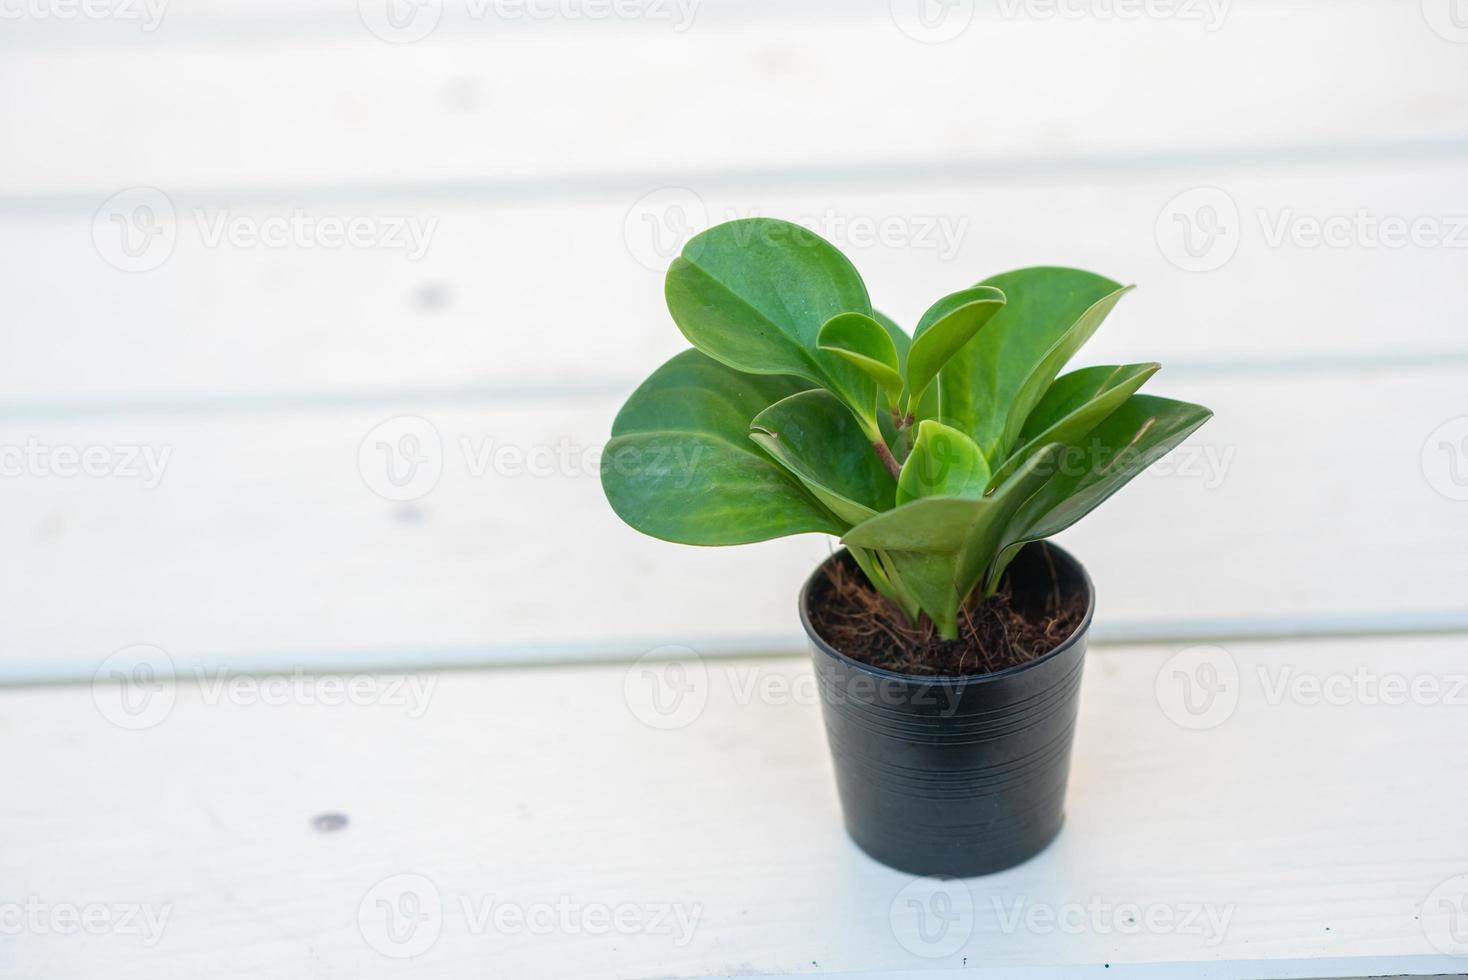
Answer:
(872, 441, 902, 480)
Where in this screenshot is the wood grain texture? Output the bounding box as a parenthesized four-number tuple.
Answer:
(3, 637, 1466, 977)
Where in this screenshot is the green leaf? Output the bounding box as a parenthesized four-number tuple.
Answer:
(938, 268, 1125, 464)
(750, 389, 897, 526)
(603, 350, 840, 544)
(873, 310, 911, 360)
(818, 312, 904, 405)
(999, 285, 1134, 455)
(906, 286, 1005, 411)
(897, 420, 991, 505)
(843, 447, 1064, 638)
(986, 395, 1213, 589)
(871, 310, 940, 444)
(665, 218, 881, 437)
(991, 362, 1159, 485)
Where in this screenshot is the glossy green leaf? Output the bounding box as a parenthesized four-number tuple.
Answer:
(665, 218, 881, 437)
(603, 350, 840, 544)
(872, 310, 940, 446)
(999, 285, 1134, 456)
(896, 420, 991, 505)
(906, 286, 1005, 411)
(843, 447, 1064, 637)
(818, 312, 904, 405)
(985, 395, 1214, 590)
(991, 362, 1159, 485)
(750, 389, 897, 526)
(938, 268, 1124, 463)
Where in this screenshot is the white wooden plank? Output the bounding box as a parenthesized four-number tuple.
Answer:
(3, 2, 1466, 196)
(6, 161, 1468, 405)
(1, 364, 1464, 677)
(3, 636, 1466, 977)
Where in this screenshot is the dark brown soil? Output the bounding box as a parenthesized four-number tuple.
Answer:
(807, 543, 1088, 677)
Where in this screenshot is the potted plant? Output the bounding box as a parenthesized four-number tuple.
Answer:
(602, 217, 1212, 877)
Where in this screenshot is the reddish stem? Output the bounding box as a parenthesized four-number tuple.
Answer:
(872, 441, 902, 481)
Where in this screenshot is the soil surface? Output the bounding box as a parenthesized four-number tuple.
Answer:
(807, 544, 1088, 677)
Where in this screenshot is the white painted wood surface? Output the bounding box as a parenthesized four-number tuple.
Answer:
(3, 637, 1467, 978)
(3, 0, 1467, 678)
(3, 364, 1466, 678)
(5, 2, 1466, 196)
(7, 161, 1468, 405)
(6, 4, 1468, 977)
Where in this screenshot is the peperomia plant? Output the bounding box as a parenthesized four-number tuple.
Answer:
(603, 218, 1212, 640)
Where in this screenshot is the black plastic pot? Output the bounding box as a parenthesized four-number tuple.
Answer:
(799, 542, 1095, 878)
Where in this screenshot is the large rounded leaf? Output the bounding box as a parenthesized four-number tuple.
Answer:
(897, 420, 991, 504)
(750, 389, 897, 526)
(603, 350, 840, 545)
(984, 394, 1213, 590)
(938, 267, 1125, 463)
(842, 448, 1064, 638)
(665, 218, 881, 437)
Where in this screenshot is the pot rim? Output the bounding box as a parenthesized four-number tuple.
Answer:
(798, 541, 1096, 686)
